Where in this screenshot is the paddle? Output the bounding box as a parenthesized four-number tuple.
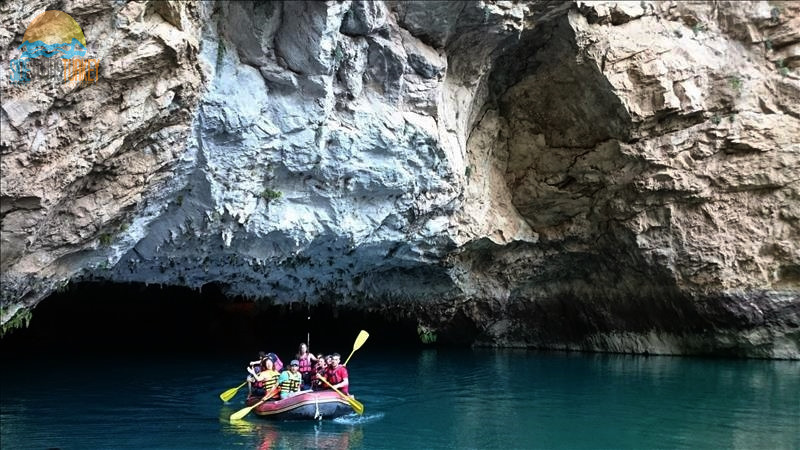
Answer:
(229, 385, 279, 421)
(313, 329, 368, 415)
(316, 374, 364, 415)
(343, 330, 369, 366)
(219, 381, 247, 402)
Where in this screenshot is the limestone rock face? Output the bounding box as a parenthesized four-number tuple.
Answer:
(1, 0, 204, 319)
(1, 1, 798, 358)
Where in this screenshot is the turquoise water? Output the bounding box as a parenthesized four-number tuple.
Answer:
(1, 349, 798, 449)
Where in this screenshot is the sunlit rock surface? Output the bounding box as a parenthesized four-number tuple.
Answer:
(2, 1, 798, 358)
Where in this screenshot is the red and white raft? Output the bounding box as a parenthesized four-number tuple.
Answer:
(244, 390, 355, 420)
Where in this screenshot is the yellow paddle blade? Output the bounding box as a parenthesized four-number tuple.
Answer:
(229, 404, 255, 421)
(219, 389, 236, 402)
(348, 396, 365, 415)
(353, 330, 369, 351)
(230, 398, 265, 421)
(343, 330, 369, 366)
(219, 381, 247, 402)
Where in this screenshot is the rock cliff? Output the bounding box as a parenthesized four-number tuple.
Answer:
(2, 1, 798, 358)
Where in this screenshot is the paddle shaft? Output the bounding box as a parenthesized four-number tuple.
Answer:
(261, 385, 281, 401)
(343, 349, 356, 367)
(316, 374, 363, 415)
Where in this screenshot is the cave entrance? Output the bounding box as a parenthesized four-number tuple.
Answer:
(1, 281, 421, 358)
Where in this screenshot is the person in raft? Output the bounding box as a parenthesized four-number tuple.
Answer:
(266, 352, 283, 372)
(277, 360, 303, 399)
(256, 358, 281, 400)
(311, 353, 327, 391)
(248, 351, 267, 372)
(246, 351, 268, 396)
(320, 352, 349, 394)
(296, 343, 317, 389)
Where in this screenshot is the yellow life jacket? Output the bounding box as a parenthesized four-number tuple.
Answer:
(259, 369, 280, 393)
(279, 371, 302, 396)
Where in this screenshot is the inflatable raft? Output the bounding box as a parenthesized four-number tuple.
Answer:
(244, 390, 355, 420)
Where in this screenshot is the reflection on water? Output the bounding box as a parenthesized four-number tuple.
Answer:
(221, 414, 364, 450)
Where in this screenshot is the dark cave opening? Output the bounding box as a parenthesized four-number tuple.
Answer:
(0, 281, 424, 358)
